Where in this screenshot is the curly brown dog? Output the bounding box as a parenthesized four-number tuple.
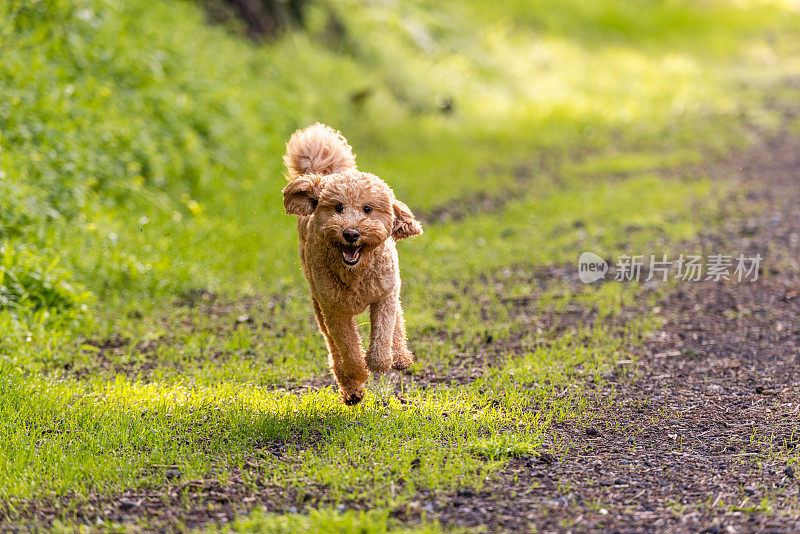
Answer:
(282, 123, 423, 405)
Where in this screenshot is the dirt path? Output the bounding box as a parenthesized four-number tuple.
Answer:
(405, 137, 800, 532)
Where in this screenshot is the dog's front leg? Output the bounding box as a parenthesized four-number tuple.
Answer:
(325, 313, 369, 405)
(391, 304, 414, 370)
(366, 291, 397, 373)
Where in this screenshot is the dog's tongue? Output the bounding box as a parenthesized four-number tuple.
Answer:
(342, 245, 360, 263)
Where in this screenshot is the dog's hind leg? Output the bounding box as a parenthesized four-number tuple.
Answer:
(391, 301, 414, 371)
(324, 313, 369, 405)
(366, 291, 398, 373)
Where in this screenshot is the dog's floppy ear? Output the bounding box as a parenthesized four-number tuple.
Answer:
(283, 175, 322, 216)
(392, 198, 423, 240)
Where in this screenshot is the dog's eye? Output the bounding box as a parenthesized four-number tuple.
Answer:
(363, 205, 372, 214)
(335, 204, 344, 213)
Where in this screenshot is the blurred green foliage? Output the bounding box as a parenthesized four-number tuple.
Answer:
(0, 243, 87, 313)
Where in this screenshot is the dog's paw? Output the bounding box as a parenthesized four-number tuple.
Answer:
(391, 359, 413, 371)
(365, 347, 392, 374)
(340, 388, 365, 406)
(391, 347, 414, 371)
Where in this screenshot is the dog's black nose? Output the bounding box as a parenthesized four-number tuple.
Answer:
(343, 228, 360, 243)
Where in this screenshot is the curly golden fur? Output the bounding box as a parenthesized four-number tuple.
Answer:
(282, 123, 423, 405)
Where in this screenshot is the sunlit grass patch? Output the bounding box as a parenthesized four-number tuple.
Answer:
(1, 372, 348, 497)
(1, 306, 643, 510)
(0, 366, 582, 501)
(208, 507, 449, 534)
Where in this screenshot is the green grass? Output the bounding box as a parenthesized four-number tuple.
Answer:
(207, 508, 450, 533)
(1, 0, 799, 530)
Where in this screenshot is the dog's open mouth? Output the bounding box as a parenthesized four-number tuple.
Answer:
(341, 244, 362, 266)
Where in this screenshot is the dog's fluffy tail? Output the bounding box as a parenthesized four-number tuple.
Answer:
(283, 123, 357, 179)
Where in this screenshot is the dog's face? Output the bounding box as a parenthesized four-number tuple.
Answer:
(283, 171, 422, 267)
